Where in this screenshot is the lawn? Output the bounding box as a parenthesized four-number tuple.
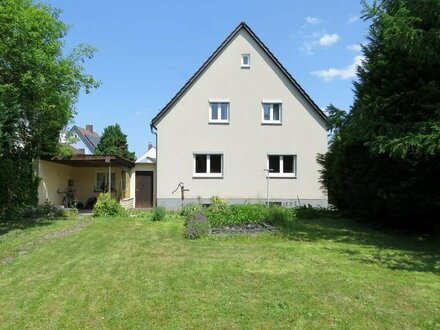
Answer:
(0, 214, 439, 329)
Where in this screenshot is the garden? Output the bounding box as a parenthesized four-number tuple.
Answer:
(0, 195, 439, 329)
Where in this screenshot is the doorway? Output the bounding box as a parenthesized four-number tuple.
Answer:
(135, 171, 153, 208)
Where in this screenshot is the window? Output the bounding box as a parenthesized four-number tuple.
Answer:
(241, 54, 250, 68)
(209, 102, 229, 123)
(268, 155, 296, 177)
(121, 170, 127, 192)
(194, 154, 223, 177)
(262, 102, 282, 124)
(95, 172, 116, 192)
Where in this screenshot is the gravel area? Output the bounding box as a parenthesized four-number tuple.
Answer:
(210, 222, 278, 235)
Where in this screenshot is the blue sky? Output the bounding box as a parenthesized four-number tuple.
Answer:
(43, 0, 369, 158)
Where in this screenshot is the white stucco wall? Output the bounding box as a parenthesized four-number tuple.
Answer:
(155, 29, 327, 207)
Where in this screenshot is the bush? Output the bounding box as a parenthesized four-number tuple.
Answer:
(266, 207, 293, 227)
(293, 205, 338, 219)
(93, 193, 126, 217)
(151, 206, 166, 221)
(22, 202, 65, 219)
(180, 203, 204, 217)
(206, 204, 270, 227)
(185, 212, 210, 239)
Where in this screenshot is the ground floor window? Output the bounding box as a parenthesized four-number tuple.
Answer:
(268, 155, 296, 177)
(95, 172, 116, 192)
(194, 154, 223, 177)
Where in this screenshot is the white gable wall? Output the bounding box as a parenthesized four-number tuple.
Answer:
(71, 138, 93, 155)
(155, 29, 327, 207)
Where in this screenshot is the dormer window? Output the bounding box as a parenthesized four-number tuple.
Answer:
(241, 54, 250, 68)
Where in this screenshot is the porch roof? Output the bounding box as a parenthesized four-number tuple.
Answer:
(43, 155, 135, 168)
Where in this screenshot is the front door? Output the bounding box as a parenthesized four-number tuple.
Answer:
(135, 171, 153, 208)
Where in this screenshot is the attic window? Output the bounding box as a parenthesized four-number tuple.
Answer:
(241, 54, 250, 68)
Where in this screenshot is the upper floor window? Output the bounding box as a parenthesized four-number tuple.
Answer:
(241, 54, 250, 68)
(194, 154, 223, 178)
(209, 102, 229, 123)
(262, 101, 282, 124)
(268, 155, 296, 177)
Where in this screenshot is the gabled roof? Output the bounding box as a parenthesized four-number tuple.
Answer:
(136, 146, 156, 163)
(151, 22, 327, 127)
(70, 125, 101, 153)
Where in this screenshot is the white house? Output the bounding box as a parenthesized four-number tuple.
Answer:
(70, 124, 101, 155)
(150, 22, 328, 209)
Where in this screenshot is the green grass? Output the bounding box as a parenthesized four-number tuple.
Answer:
(0, 215, 439, 329)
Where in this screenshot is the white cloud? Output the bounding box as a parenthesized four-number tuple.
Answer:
(311, 55, 364, 82)
(305, 16, 320, 25)
(135, 111, 143, 116)
(300, 31, 340, 54)
(347, 16, 359, 24)
(347, 43, 362, 51)
(319, 33, 340, 46)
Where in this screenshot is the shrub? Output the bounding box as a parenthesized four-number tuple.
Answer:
(293, 205, 338, 219)
(206, 204, 270, 227)
(93, 193, 126, 217)
(266, 207, 293, 227)
(185, 212, 210, 239)
(180, 203, 204, 217)
(151, 206, 167, 221)
(22, 202, 65, 219)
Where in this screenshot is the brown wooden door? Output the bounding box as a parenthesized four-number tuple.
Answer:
(135, 171, 153, 208)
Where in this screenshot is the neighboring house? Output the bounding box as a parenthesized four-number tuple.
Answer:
(150, 22, 328, 209)
(70, 124, 101, 155)
(136, 144, 156, 163)
(38, 123, 133, 209)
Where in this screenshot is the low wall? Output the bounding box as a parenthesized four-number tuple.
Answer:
(157, 198, 328, 210)
(120, 198, 134, 209)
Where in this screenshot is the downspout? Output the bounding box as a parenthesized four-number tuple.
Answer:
(150, 123, 158, 207)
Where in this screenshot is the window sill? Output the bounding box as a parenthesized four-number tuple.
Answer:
(193, 174, 223, 179)
(209, 121, 230, 125)
(261, 122, 282, 125)
(268, 174, 296, 179)
(241, 65, 250, 69)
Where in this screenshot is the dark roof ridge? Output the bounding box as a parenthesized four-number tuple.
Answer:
(150, 22, 326, 127)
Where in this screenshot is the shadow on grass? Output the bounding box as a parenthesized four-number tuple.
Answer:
(0, 218, 61, 236)
(280, 216, 440, 275)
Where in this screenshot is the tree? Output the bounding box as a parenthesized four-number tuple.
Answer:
(95, 124, 136, 161)
(318, 0, 440, 229)
(0, 0, 99, 217)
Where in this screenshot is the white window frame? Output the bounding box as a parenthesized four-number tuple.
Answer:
(241, 54, 250, 68)
(209, 100, 230, 124)
(193, 153, 223, 178)
(261, 100, 282, 124)
(267, 154, 296, 178)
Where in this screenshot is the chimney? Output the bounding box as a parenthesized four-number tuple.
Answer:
(148, 142, 153, 150)
(86, 124, 93, 133)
